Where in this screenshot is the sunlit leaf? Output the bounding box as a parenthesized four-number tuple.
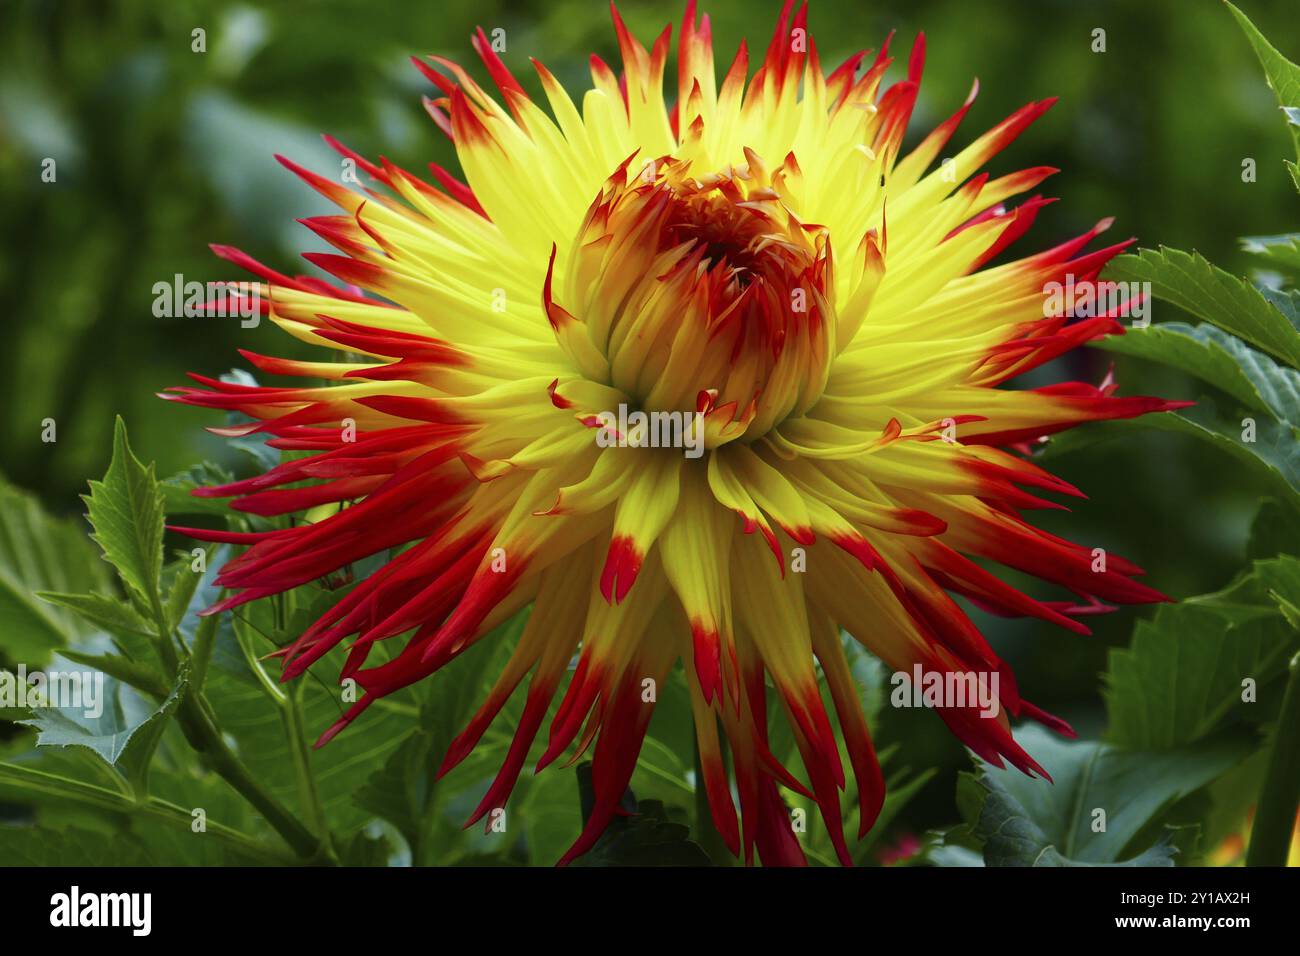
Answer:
(82, 417, 166, 618)
(1107, 248, 1300, 368)
(1092, 322, 1299, 423)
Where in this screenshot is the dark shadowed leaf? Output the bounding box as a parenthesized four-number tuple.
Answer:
(965, 725, 1249, 866)
(0, 826, 155, 865)
(573, 761, 711, 867)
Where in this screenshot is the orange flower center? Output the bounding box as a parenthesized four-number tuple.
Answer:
(562, 154, 836, 443)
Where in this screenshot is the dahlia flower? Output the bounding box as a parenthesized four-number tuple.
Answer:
(166, 0, 1181, 865)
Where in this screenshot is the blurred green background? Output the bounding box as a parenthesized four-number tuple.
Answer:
(1, 0, 1297, 848)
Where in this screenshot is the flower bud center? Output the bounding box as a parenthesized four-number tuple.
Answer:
(564, 155, 836, 445)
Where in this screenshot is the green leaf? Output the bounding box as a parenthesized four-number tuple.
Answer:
(0, 477, 111, 660)
(1228, 1, 1300, 165)
(845, 631, 889, 727)
(0, 760, 287, 865)
(1262, 286, 1300, 333)
(966, 726, 1249, 866)
(1241, 233, 1300, 281)
(117, 670, 188, 795)
(917, 825, 985, 867)
(35, 591, 154, 642)
(54, 647, 169, 699)
(353, 609, 524, 857)
(339, 828, 396, 866)
(516, 767, 582, 866)
(38, 587, 168, 681)
(82, 417, 166, 619)
(573, 763, 710, 867)
(1248, 498, 1300, 560)
(197, 589, 515, 836)
(139, 768, 274, 866)
(0, 759, 138, 812)
(851, 764, 937, 864)
(177, 545, 231, 648)
(1107, 248, 1300, 368)
(1203, 554, 1300, 624)
(20, 666, 188, 795)
(1272, 589, 1300, 628)
(0, 826, 155, 865)
(219, 370, 281, 471)
(1157, 403, 1300, 500)
(204, 646, 403, 833)
(1201, 751, 1269, 857)
(976, 785, 1178, 867)
(163, 553, 206, 632)
(1037, 399, 1300, 509)
(1092, 322, 1300, 423)
(161, 461, 236, 517)
(1104, 558, 1300, 749)
(353, 729, 438, 853)
(1200, 552, 1299, 600)
(189, 613, 220, 695)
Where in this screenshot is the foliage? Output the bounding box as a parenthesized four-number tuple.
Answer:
(1, 0, 1299, 867)
(928, 3, 1300, 868)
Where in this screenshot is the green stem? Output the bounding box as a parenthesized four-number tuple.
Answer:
(148, 587, 327, 862)
(0, 763, 293, 864)
(414, 794, 437, 868)
(270, 586, 337, 862)
(147, 592, 179, 676)
(190, 611, 219, 694)
(138, 798, 297, 864)
(1247, 651, 1300, 867)
(232, 611, 286, 703)
(175, 692, 331, 863)
(283, 680, 334, 854)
